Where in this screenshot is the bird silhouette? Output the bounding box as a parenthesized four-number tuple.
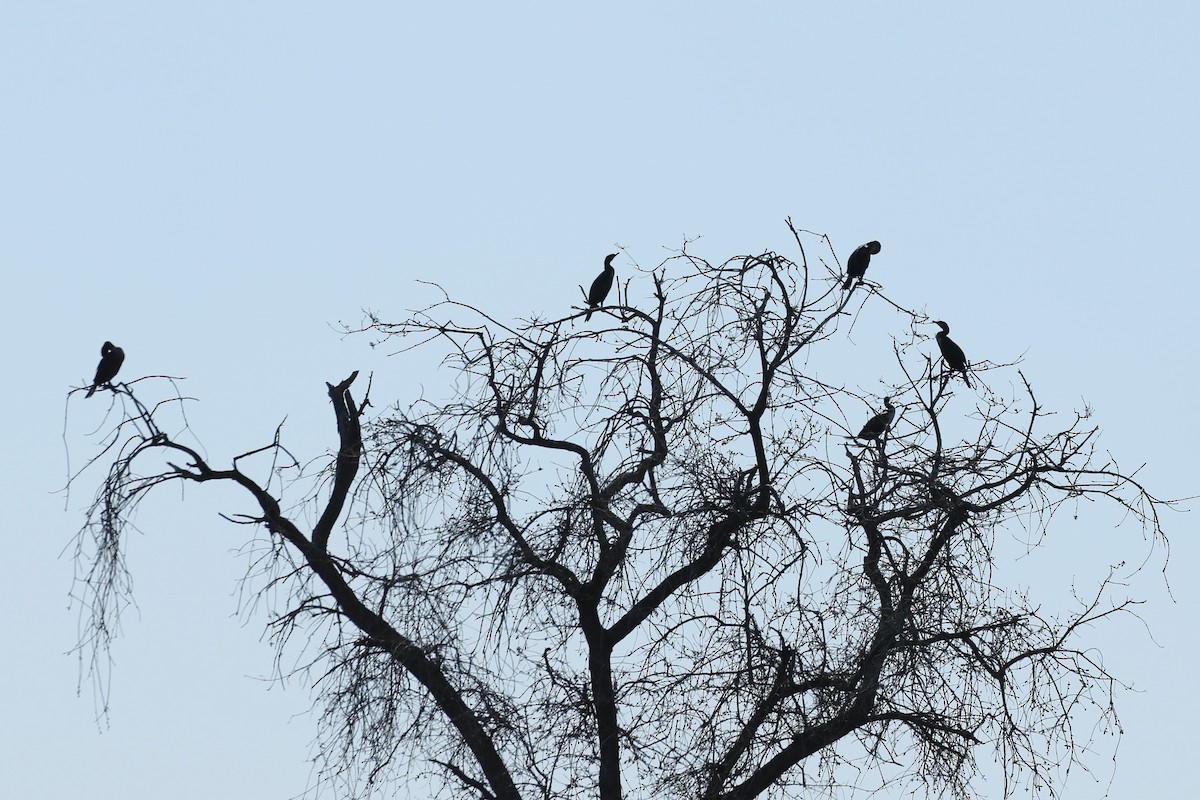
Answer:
(933, 321, 971, 387)
(585, 253, 618, 321)
(843, 240, 882, 290)
(86, 341, 125, 397)
(857, 396, 896, 440)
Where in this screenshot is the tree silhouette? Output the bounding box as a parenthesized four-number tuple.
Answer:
(69, 222, 1168, 800)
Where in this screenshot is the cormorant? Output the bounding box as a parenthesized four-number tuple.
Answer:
(933, 321, 971, 387)
(843, 240, 882, 290)
(857, 396, 895, 440)
(585, 253, 618, 321)
(86, 341, 125, 397)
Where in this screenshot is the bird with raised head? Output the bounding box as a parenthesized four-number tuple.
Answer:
(933, 321, 971, 387)
(843, 240, 882, 290)
(86, 341, 125, 397)
(857, 396, 896, 441)
(585, 253, 618, 321)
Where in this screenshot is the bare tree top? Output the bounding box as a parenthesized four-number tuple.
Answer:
(69, 224, 1172, 800)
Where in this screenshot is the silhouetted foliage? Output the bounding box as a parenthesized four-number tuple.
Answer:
(69, 222, 1169, 800)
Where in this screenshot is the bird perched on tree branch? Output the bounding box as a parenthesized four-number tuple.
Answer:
(585, 253, 618, 321)
(843, 240, 882, 290)
(857, 396, 896, 440)
(86, 341, 125, 397)
(933, 321, 971, 387)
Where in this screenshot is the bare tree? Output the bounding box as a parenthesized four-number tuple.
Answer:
(69, 223, 1168, 800)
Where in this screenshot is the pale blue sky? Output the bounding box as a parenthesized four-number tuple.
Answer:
(2, 3, 1196, 798)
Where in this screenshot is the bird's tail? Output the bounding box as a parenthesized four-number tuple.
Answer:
(85, 384, 97, 398)
(585, 309, 593, 321)
(961, 370, 972, 388)
(842, 275, 854, 290)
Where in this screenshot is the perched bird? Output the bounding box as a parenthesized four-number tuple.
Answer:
(86, 341, 125, 397)
(857, 397, 896, 441)
(585, 253, 618, 321)
(933, 321, 971, 387)
(842, 240, 882, 290)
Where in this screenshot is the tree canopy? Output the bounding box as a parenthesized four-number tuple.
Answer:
(70, 223, 1167, 800)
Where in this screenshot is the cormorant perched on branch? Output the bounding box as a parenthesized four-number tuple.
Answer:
(585, 253, 617, 321)
(86, 341, 125, 397)
(857, 396, 895, 440)
(842, 240, 882, 290)
(933, 321, 971, 387)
